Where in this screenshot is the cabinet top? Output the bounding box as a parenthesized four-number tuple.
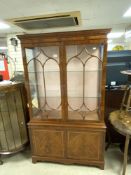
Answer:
(18, 29, 111, 46)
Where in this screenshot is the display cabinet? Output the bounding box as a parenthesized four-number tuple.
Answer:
(18, 29, 110, 169)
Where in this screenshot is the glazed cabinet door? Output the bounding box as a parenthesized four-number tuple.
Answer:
(25, 46, 62, 119)
(66, 44, 104, 121)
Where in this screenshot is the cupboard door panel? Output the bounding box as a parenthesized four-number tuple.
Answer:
(32, 129, 64, 158)
(67, 130, 102, 160)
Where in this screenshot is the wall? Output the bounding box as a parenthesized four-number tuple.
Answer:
(107, 36, 131, 51)
(7, 34, 24, 78)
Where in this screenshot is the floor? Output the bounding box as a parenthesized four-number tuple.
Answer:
(0, 145, 131, 175)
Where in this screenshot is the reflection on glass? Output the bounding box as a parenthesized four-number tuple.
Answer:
(66, 45, 103, 121)
(25, 47, 61, 119)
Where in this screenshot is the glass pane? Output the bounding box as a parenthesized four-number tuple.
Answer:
(66, 44, 103, 121)
(25, 46, 61, 119)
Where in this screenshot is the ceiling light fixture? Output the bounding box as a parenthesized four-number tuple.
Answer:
(107, 32, 124, 39)
(0, 22, 10, 29)
(123, 7, 131, 17)
(0, 46, 7, 50)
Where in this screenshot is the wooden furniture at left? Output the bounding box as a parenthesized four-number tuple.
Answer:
(0, 82, 28, 163)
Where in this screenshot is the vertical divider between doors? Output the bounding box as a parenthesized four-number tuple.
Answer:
(59, 42, 68, 122)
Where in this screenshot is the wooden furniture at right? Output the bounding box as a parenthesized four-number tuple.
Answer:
(109, 71, 131, 175)
(105, 89, 125, 144)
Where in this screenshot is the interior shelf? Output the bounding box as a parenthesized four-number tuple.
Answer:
(33, 109, 99, 121)
(28, 70, 102, 73)
(32, 96, 101, 98)
(68, 110, 99, 121)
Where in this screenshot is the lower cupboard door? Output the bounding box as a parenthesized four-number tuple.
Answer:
(32, 129, 65, 158)
(67, 130, 104, 161)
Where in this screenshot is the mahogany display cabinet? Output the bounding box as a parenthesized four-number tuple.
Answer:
(18, 29, 110, 169)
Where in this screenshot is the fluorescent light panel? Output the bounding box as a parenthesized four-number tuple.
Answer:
(123, 7, 131, 17)
(0, 46, 7, 50)
(0, 22, 10, 29)
(107, 32, 124, 39)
